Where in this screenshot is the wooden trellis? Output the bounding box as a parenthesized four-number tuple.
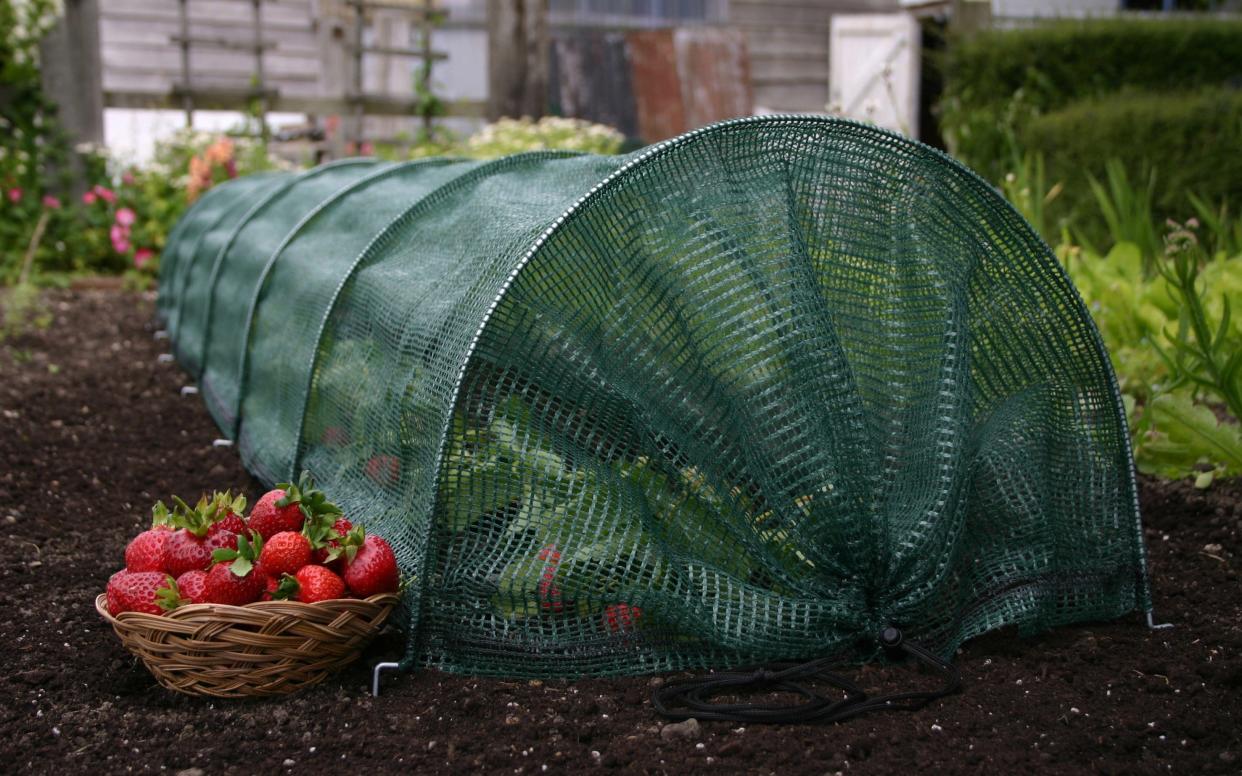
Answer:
(100, 0, 478, 145)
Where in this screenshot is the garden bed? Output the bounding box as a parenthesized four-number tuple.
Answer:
(1, 289, 1238, 774)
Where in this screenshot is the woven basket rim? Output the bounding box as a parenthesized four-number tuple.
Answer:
(95, 591, 401, 625)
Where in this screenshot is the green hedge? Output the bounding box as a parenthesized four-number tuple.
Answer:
(939, 17, 1242, 178)
(1022, 88, 1242, 246)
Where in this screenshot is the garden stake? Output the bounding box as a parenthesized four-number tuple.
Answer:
(372, 661, 400, 697)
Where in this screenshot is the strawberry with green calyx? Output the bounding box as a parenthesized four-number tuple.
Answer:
(163, 495, 220, 577)
(339, 528, 399, 597)
(155, 575, 189, 611)
(150, 500, 175, 530)
(262, 573, 300, 601)
(249, 474, 342, 540)
(293, 565, 346, 603)
(208, 490, 247, 536)
(106, 570, 170, 615)
(204, 532, 266, 605)
(258, 531, 312, 576)
(204, 491, 247, 553)
(304, 513, 351, 566)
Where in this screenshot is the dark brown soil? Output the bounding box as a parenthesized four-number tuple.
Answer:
(2, 289, 1240, 775)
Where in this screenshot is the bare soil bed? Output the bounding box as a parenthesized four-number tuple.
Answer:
(1, 289, 1239, 775)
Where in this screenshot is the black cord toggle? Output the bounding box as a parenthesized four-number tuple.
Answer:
(651, 627, 962, 724)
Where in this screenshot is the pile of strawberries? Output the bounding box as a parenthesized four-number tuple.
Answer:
(105, 477, 400, 615)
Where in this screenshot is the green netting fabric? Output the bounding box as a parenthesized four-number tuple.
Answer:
(160, 115, 1152, 678)
(158, 173, 287, 329)
(238, 158, 486, 483)
(199, 159, 381, 431)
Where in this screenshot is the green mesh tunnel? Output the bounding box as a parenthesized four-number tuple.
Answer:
(156, 115, 1152, 678)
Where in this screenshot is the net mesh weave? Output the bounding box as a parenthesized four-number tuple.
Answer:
(157, 116, 1152, 677)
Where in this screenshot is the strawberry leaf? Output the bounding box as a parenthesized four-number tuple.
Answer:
(211, 547, 239, 564)
(169, 495, 216, 537)
(155, 575, 187, 611)
(229, 555, 254, 577)
(338, 525, 366, 565)
(272, 574, 299, 600)
(301, 511, 341, 550)
(217, 531, 263, 576)
(151, 500, 173, 529)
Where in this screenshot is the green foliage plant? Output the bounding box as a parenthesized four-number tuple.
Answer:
(1063, 224, 1242, 483)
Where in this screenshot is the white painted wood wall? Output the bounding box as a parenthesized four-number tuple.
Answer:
(828, 13, 920, 136)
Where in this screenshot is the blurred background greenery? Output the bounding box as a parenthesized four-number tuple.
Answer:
(2, 1, 1238, 482)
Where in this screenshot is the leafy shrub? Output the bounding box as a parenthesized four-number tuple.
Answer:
(1021, 90, 1242, 248)
(1, 0, 287, 283)
(939, 17, 1242, 178)
(1062, 229, 1242, 483)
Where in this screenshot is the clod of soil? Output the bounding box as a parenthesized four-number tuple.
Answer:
(1, 289, 1239, 774)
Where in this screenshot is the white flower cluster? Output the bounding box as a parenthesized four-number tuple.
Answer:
(465, 116, 625, 158)
(9, 0, 63, 67)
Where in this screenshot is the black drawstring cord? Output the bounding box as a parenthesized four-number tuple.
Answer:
(651, 627, 962, 724)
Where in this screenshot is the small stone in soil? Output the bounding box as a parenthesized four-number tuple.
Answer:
(660, 718, 700, 741)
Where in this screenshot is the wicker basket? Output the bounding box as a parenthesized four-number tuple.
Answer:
(96, 592, 400, 698)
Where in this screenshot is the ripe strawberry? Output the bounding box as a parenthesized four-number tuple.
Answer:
(161, 492, 244, 576)
(211, 513, 246, 537)
(249, 475, 340, 540)
(536, 544, 565, 613)
(293, 565, 346, 603)
(208, 491, 247, 535)
(204, 563, 264, 605)
(261, 572, 299, 601)
(204, 497, 245, 553)
(125, 529, 168, 572)
(175, 569, 209, 604)
(106, 570, 172, 615)
(340, 530, 399, 597)
(365, 455, 400, 486)
(308, 516, 352, 566)
(603, 603, 643, 632)
(259, 531, 311, 576)
(165, 530, 211, 577)
(203, 528, 239, 554)
(204, 533, 265, 605)
(322, 426, 350, 447)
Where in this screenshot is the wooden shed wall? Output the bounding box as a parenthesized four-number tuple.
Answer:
(730, 0, 900, 112)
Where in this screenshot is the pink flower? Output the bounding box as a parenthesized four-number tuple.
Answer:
(41, 195, 61, 209)
(122, 171, 136, 186)
(225, 159, 237, 179)
(7, 188, 21, 203)
(134, 248, 155, 268)
(110, 223, 131, 254)
(93, 184, 116, 204)
(360, 142, 375, 156)
(82, 191, 98, 205)
(115, 207, 136, 227)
